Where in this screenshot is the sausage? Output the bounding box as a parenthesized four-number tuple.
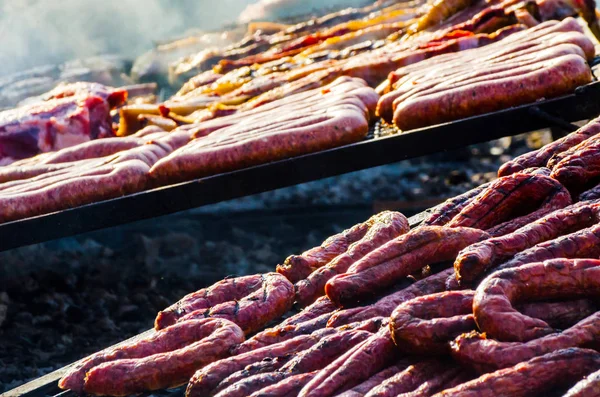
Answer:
(167, 273, 294, 335)
(214, 373, 288, 397)
(499, 116, 600, 176)
(298, 329, 398, 397)
(451, 312, 600, 373)
(336, 360, 413, 397)
(82, 318, 244, 396)
(279, 330, 373, 374)
(517, 299, 597, 329)
(216, 356, 292, 392)
(437, 348, 600, 397)
(563, 368, 600, 397)
(390, 291, 476, 355)
(552, 135, 600, 190)
(580, 183, 600, 201)
(58, 319, 230, 393)
(423, 183, 490, 226)
(250, 371, 318, 397)
(186, 333, 321, 397)
(447, 174, 571, 232)
(327, 268, 455, 327)
(364, 359, 455, 397)
(279, 211, 406, 284)
(485, 182, 572, 237)
(474, 258, 600, 342)
(295, 211, 409, 307)
(548, 132, 600, 170)
(453, 201, 599, 284)
(325, 227, 489, 306)
(234, 312, 333, 354)
(392, 54, 591, 130)
(0, 159, 149, 224)
(156, 274, 268, 329)
(495, 224, 600, 274)
(279, 297, 338, 327)
(395, 366, 465, 397)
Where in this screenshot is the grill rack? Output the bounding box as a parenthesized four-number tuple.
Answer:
(0, 80, 599, 252)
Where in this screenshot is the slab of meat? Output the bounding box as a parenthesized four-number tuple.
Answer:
(366, 360, 461, 397)
(453, 201, 599, 284)
(446, 173, 571, 232)
(278, 212, 407, 284)
(474, 258, 600, 342)
(327, 267, 455, 327)
(186, 333, 324, 397)
(325, 227, 489, 306)
(437, 348, 600, 397)
(157, 273, 294, 335)
(563, 368, 600, 397)
(295, 211, 409, 307)
(78, 318, 243, 396)
(298, 329, 398, 397)
(495, 223, 600, 274)
(390, 290, 476, 354)
(451, 311, 600, 372)
(499, 116, 600, 176)
(0, 85, 127, 164)
(249, 371, 317, 397)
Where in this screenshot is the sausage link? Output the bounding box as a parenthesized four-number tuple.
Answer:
(563, 368, 600, 397)
(250, 371, 318, 397)
(336, 360, 413, 397)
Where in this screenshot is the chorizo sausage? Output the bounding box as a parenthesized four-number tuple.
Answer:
(325, 227, 489, 306)
(82, 318, 244, 396)
(474, 258, 600, 342)
(295, 211, 409, 307)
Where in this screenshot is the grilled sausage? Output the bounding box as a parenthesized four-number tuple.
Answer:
(249, 371, 318, 397)
(563, 368, 600, 397)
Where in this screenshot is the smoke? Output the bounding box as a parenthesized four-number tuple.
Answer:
(0, 0, 254, 76)
(238, 0, 368, 23)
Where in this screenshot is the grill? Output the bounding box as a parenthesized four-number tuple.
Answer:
(1, 80, 599, 252)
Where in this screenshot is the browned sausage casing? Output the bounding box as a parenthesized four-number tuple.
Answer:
(563, 368, 600, 397)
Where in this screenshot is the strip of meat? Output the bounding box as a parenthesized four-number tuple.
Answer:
(474, 258, 600, 342)
(59, 319, 228, 392)
(495, 223, 600, 274)
(563, 368, 600, 397)
(186, 333, 321, 397)
(423, 183, 490, 226)
(390, 290, 476, 354)
(439, 348, 600, 396)
(517, 299, 597, 329)
(327, 267, 455, 327)
(453, 201, 599, 284)
(447, 173, 571, 231)
(155, 274, 266, 329)
(249, 371, 318, 397)
(485, 182, 572, 237)
(234, 312, 333, 354)
(336, 360, 413, 397)
(551, 134, 600, 190)
(325, 227, 489, 306)
(298, 329, 398, 397)
(499, 116, 600, 176)
(82, 319, 244, 396)
(364, 359, 455, 397)
(295, 211, 409, 307)
(162, 273, 294, 335)
(395, 366, 464, 397)
(214, 373, 288, 397)
(278, 212, 405, 284)
(451, 312, 600, 372)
